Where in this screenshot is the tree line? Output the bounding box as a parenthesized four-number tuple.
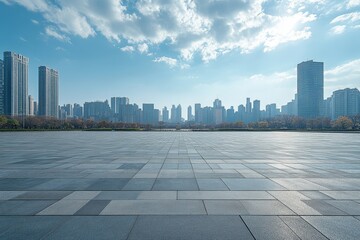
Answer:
(0, 115, 359, 131)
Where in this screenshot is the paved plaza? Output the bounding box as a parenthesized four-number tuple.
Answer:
(0, 131, 360, 239)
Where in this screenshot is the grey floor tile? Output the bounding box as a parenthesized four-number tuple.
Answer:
(122, 178, 155, 190)
(243, 216, 300, 240)
(0, 216, 68, 239)
(204, 200, 248, 215)
(178, 191, 274, 200)
(222, 178, 286, 190)
(196, 179, 229, 190)
(37, 200, 89, 215)
(303, 216, 360, 240)
(101, 200, 206, 215)
(280, 216, 328, 240)
(325, 200, 360, 215)
(152, 178, 199, 190)
(44, 216, 136, 240)
(241, 200, 295, 215)
(75, 200, 110, 215)
(128, 216, 254, 240)
(0, 200, 56, 215)
(15, 191, 72, 200)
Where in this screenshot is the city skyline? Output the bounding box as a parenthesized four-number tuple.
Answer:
(0, 1, 359, 113)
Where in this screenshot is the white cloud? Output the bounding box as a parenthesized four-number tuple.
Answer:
(153, 56, 178, 68)
(1, 0, 336, 64)
(330, 25, 346, 34)
(45, 26, 71, 43)
(137, 43, 149, 54)
(31, 19, 39, 24)
(330, 12, 360, 34)
(120, 45, 135, 52)
(347, 0, 360, 8)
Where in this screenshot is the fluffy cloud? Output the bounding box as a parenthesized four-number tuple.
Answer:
(45, 26, 71, 43)
(153, 56, 178, 68)
(0, 0, 337, 63)
(330, 12, 360, 34)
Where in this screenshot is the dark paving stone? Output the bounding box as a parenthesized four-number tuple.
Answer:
(43, 216, 136, 240)
(119, 163, 146, 169)
(122, 178, 155, 190)
(75, 200, 110, 215)
(242, 216, 300, 240)
(128, 215, 254, 240)
(85, 178, 130, 190)
(0, 216, 68, 239)
(280, 216, 328, 240)
(0, 200, 56, 215)
(94, 191, 140, 200)
(304, 200, 347, 215)
(152, 178, 199, 191)
(0, 178, 50, 191)
(15, 191, 72, 200)
(31, 178, 97, 191)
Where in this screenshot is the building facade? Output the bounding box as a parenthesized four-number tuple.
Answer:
(297, 60, 324, 119)
(0, 59, 4, 115)
(38, 66, 59, 118)
(3, 51, 29, 116)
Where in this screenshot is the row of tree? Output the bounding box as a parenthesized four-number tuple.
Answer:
(0, 115, 359, 130)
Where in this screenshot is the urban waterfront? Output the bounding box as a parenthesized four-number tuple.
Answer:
(0, 131, 360, 239)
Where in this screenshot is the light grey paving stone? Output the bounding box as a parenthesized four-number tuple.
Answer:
(321, 191, 360, 199)
(325, 200, 360, 215)
(15, 191, 72, 200)
(101, 200, 206, 215)
(243, 216, 300, 240)
(0, 191, 25, 200)
(241, 200, 295, 215)
(136, 191, 177, 200)
(128, 215, 254, 240)
(271, 178, 328, 190)
(222, 178, 286, 190)
(37, 200, 89, 215)
(0, 216, 69, 240)
(62, 191, 100, 200)
(269, 191, 321, 215)
(94, 191, 140, 200)
(204, 200, 248, 215)
(178, 191, 274, 200)
(303, 216, 360, 240)
(196, 179, 229, 190)
(280, 216, 328, 240)
(44, 216, 136, 240)
(300, 191, 333, 199)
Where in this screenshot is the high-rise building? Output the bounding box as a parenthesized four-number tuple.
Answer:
(28, 95, 34, 116)
(297, 60, 324, 119)
(33, 101, 38, 116)
(110, 97, 129, 115)
(331, 88, 360, 120)
(195, 103, 202, 123)
(246, 98, 252, 113)
(226, 106, 235, 123)
(176, 104, 182, 123)
(187, 105, 193, 121)
(162, 106, 169, 122)
(213, 98, 223, 124)
(3, 51, 29, 116)
(142, 103, 156, 125)
(266, 103, 277, 118)
(38, 66, 59, 118)
(253, 100, 260, 122)
(237, 104, 246, 122)
(84, 100, 111, 120)
(0, 59, 4, 115)
(170, 105, 176, 123)
(73, 103, 83, 118)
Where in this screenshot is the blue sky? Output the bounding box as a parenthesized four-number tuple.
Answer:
(0, 0, 360, 113)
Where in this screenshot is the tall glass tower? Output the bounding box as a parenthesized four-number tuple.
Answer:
(297, 60, 324, 119)
(3, 51, 29, 116)
(38, 66, 59, 118)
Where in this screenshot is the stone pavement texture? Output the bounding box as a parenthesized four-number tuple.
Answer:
(0, 131, 360, 239)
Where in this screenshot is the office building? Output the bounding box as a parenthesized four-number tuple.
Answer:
(331, 88, 360, 120)
(0, 59, 4, 114)
(195, 103, 202, 123)
(297, 60, 324, 119)
(253, 100, 260, 122)
(142, 103, 156, 125)
(38, 66, 59, 118)
(84, 100, 111, 120)
(73, 103, 83, 118)
(3, 51, 29, 116)
(162, 106, 169, 122)
(213, 98, 223, 124)
(187, 105, 193, 121)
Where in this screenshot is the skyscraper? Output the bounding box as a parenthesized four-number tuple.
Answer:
(28, 95, 34, 116)
(253, 100, 260, 122)
(176, 104, 182, 123)
(213, 98, 223, 124)
(0, 59, 4, 115)
(3, 51, 29, 116)
(38, 66, 59, 118)
(162, 106, 169, 122)
(142, 103, 156, 125)
(297, 60, 324, 119)
(195, 103, 202, 123)
(187, 105, 192, 121)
